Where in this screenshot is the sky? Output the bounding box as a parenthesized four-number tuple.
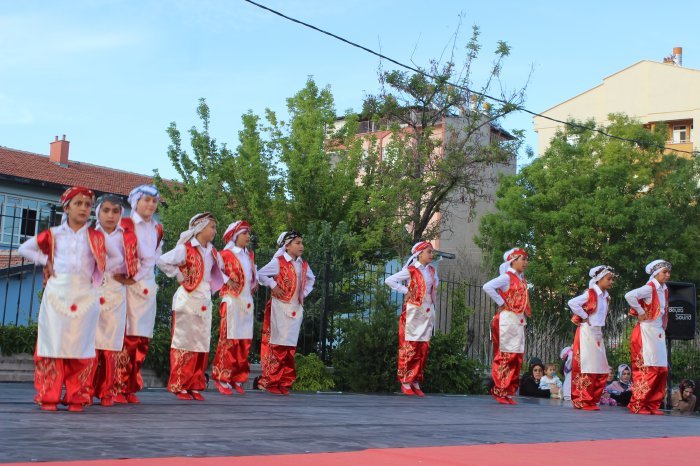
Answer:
(2, 0, 699, 181)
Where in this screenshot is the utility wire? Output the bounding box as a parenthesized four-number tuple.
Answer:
(243, 0, 697, 156)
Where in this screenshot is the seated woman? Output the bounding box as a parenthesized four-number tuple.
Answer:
(671, 379, 696, 415)
(519, 358, 557, 398)
(606, 364, 633, 407)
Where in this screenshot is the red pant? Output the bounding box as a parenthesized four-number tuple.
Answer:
(628, 323, 668, 413)
(168, 349, 209, 393)
(490, 313, 523, 399)
(571, 326, 607, 409)
(34, 354, 95, 407)
(397, 306, 429, 384)
(92, 349, 119, 400)
(116, 335, 150, 395)
(259, 300, 297, 389)
(212, 301, 252, 384)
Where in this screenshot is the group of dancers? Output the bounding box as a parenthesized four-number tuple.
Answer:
(18, 184, 314, 411)
(18, 185, 672, 415)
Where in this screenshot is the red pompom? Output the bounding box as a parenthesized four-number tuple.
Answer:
(520, 319, 524, 324)
(99, 296, 106, 305)
(143, 288, 149, 295)
(292, 311, 297, 317)
(201, 306, 207, 312)
(247, 303, 251, 309)
(70, 304, 78, 312)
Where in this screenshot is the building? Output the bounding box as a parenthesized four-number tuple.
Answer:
(533, 47, 698, 156)
(333, 113, 516, 281)
(0, 136, 159, 325)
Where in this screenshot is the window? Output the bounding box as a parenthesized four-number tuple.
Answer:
(0, 194, 58, 246)
(672, 125, 688, 143)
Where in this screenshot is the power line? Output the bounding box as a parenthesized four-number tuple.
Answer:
(243, 0, 697, 156)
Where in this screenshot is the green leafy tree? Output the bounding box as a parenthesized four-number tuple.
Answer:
(478, 114, 700, 302)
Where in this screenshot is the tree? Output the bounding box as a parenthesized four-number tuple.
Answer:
(477, 113, 700, 300)
(359, 25, 527, 257)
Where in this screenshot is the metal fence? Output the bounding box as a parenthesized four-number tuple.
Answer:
(2, 205, 698, 380)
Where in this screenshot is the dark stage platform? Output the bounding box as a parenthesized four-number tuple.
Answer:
(1, 383, 697, 463)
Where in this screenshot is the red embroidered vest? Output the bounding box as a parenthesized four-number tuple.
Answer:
(275, 255, 308, 304)
(178, 242, 204, 292)
(120, 218, 163, 278)
(571, 288, 610, 325)
(497, 271, 531, 317)
(630, 282, 669, 327)
(220, 249, 256, 297)
(406, 265, 435, 306)
(36, 227, 106, 285)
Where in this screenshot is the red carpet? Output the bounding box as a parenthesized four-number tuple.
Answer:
(9, 437, 699, 465)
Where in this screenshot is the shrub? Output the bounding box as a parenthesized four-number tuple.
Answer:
(0, 324, 37, 355)
(293, 353, 335, 391)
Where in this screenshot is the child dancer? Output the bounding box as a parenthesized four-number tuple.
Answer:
(385, 241, 438, 397)
(625, 260, 671, 415)
(117, 184, 163, 404)
(212, 220, 257, 395)
(157, 213, 224, 400)
(568, 265, 615, 410)
(18, 187, 106, 412)
(483, 248, 530, 405)
(92, 194, 130, 407)
(257, 231, 315, 395)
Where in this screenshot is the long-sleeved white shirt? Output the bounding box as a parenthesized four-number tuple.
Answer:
(97, 224, 127, 275)
(384, 262, 438, 295)
(257, 252, 315, 299)
(625, 278, 667, 317)
(568, 284, 609, 327)
(482, 267, 524, 307)
(225, 245, 258, 289)
(157, 238, 215, 284)
(17, 222, 96, 283)
(132, 212, 162, 282)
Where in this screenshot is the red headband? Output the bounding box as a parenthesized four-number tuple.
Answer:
(412, 241, 431, 254)
(61, 186, 95, 207)
(507, 248, 528, 261)
(223, 221, 251, 245)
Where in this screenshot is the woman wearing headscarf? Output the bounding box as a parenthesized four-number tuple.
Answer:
(519, 358, 552, 398)
(483, 248, 530, 405)
(212, 220, 258, 395)
(157, 213, 225, 401)
(567, 265, 615, 410)
(385, 241, 438, 397)
(624, 259, 672, 415)
(257, 231, 315, 395)
(606, 363, 632, 406)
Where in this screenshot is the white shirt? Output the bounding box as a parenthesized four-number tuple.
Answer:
(18, 222, 96, 283)
(482, 267, 523, 307)
(157, 238, 215, 284)
(227, 245, 258, 289)
(97, 224, 127, 275)
(625, 278, 667, 317)
(132, 212, 162, 282)
(568, 284, 609, 327)
(258, 252, 315, 299)
(384, 262, 438, 295)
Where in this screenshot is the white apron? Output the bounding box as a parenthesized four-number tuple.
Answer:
(498, 310, 526, 353)
(125, 276, 158, 338)
(95, 274, 127, 351)
(270, 297, 303, 346)
(404, 295, 435, 342)
(37, 274, 99, 359)
(579, 324, 608, 373)
(171, 283, 212, 352)
(223, 287, 255, 340)
(640, 317, 667, 367)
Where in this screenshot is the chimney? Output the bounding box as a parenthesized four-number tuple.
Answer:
(49, 134, 70, 165)
(673, 46, 683, 66)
